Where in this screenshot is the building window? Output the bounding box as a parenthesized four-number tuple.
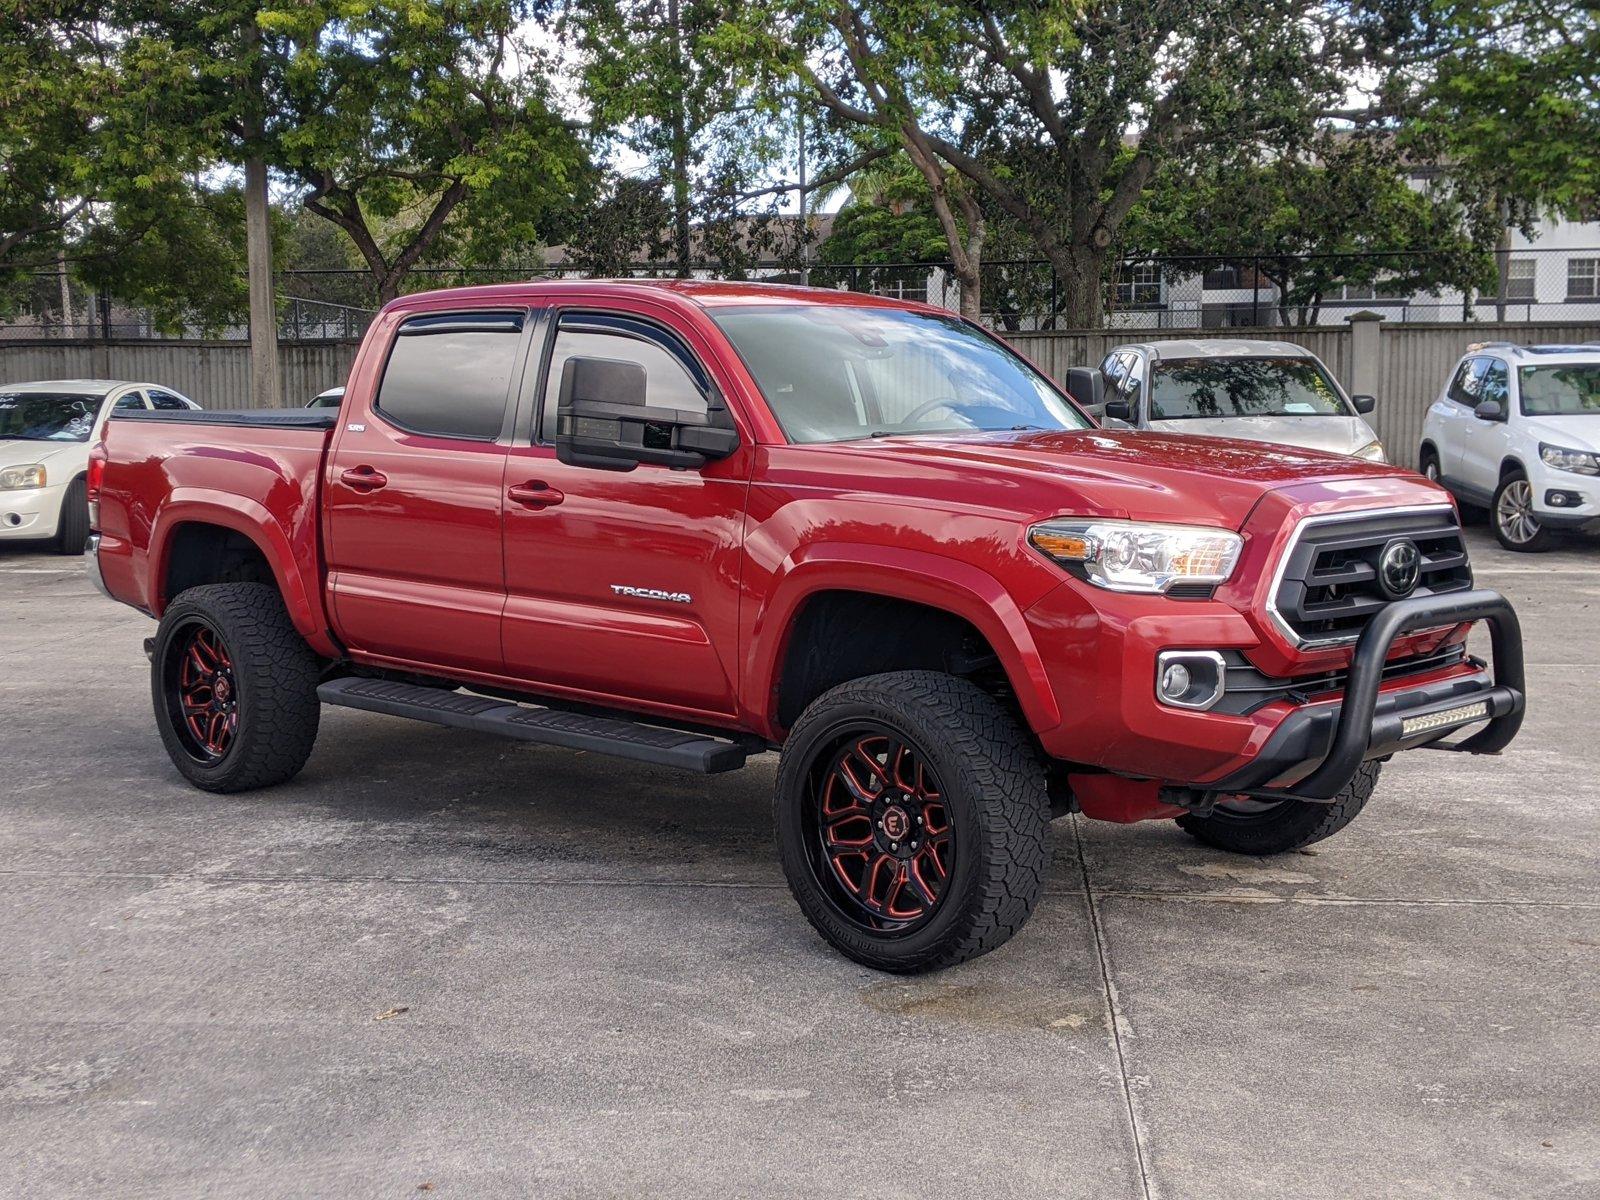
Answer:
(1338, 282, 1375, 302)
(1116, 264, 1162, 309)
(1568, 258, 1599, 300)
(1506, 259, 1536, 300)
(1202, 264, 1241, 289)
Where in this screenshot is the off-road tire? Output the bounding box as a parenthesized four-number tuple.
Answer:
(151, 582, 321, 792)
(775, 671, 1049, 973)
(1176, 762, 1381, 855)
(1492, 471, 1554, 552)
(53, 477, 89, 555)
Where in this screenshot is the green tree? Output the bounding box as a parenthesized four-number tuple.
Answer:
(0, 1, 211, 309)
(1129, 139, 1494, 325)
(721, 0, 1370, 326)
(258, 0, 591, 303)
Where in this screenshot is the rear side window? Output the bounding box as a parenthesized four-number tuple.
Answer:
(1447, 358, 1485, 406)
(147, 389, 191, 410)
(376, 311, 524, 439)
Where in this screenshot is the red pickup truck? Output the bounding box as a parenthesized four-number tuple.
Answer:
(87, 280, 1525, 972)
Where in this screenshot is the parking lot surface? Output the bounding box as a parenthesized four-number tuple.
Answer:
(2, 527, 1597, 1198)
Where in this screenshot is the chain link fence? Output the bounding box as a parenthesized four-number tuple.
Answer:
(6, 246, 1600, 341)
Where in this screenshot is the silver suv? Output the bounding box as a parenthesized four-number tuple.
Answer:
(1076, 339, 1385, 461)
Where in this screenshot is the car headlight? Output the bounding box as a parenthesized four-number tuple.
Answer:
(1539, 443, 1600, 475)
(1028, 519, 1244, 593)
(0, 464, 47, 490)
(1354, 440, 1386, 462)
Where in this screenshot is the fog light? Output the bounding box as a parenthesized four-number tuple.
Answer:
(1160, 662, 1191, 698)
(1545, 489, 1583, 508)
(1155, 651, 1227, 711)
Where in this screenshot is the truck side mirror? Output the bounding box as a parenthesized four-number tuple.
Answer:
(1064, 367, 1106, 413)
(1103, 399, 1134, 422)
(1351, 394, 1377, 415)
(1473, 399, 1506, 422)
(555, 355, 739, 472)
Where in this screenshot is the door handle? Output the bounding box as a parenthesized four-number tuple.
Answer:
(507, 482, 565, 509)
(340, 466, 388, 491)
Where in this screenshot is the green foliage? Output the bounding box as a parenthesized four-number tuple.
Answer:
(1408, 0, 1600, 226)
(1129, 138, 1495, 322)
(0, 0, 215, 311)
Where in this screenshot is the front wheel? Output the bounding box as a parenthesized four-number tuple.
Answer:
(53, 477, 89, 555)
(1493, 472, 1554, 552)
(151, 582, 321, 792)
(774, 672, 1049, 973)
(1176, 762, 1380, 855)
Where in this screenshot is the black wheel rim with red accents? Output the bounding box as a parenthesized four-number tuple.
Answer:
(163, 620, 240, 763)
(802, 725, 954, 934)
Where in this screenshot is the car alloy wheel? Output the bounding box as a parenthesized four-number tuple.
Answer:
(802, 725, 954, 932)
(1495, 478, 1540, 545)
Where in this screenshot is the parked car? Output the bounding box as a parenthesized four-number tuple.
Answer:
(1070, 339, 1385, 461)
(307, 386, 345, 408)
(1420, 342, 1600, 552)
(1, 379, 198, 554)
(86, 282, 1524, 972)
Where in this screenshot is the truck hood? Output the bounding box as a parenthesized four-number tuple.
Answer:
(1146, 414, 1378, 457)
(839, 427, 1429, 529)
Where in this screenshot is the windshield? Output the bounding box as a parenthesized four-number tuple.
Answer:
(1519, 364, 1600, 416)
(1149, 357, 1349, 420)
(0, 391, 103, 442)
(711, 305, 1091, 443)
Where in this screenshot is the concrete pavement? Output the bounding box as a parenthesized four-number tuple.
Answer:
(2, 526, 1596, 1198)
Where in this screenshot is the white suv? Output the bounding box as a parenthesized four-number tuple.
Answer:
(1420, 344, 1600, 552)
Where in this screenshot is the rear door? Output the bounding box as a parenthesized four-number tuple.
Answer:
(498, 306, 749, 718)
(324, 309, 532, 675)
(1433, 357, 1484, 482)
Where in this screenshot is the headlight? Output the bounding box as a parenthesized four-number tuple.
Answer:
(1028, 519, 1244, 593)
(1354, 440, 1386, 462)
(0, 464, 47, 490)
(1539, 443, 1600, 475)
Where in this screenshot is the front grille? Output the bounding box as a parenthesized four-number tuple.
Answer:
(1272, 508, 1473, 645)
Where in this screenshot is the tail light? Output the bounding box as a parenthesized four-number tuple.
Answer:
(86, 442, 107, 530)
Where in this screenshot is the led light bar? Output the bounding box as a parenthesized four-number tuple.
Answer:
(1401, 701, 1489, 738)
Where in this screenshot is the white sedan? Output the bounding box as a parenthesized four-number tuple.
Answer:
(0, 379, 199, 554)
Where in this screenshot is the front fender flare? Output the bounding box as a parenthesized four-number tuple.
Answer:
(744, 542, 1062, 739)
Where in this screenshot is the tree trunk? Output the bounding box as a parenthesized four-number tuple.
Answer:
(667, 0, 691, 277)
(957, 224, 984, 321)
(1053, 247, 1106, 329)
(243, 154, 281, 408)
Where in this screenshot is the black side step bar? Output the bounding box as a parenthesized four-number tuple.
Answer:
(317, 677, 755, 774)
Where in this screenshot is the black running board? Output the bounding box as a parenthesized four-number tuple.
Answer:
(317, 677, 754, 774)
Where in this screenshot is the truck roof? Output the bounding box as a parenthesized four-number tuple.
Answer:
(379, 277, 947, 316)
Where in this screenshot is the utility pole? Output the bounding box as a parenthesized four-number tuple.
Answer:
(242, 21, 281, 407)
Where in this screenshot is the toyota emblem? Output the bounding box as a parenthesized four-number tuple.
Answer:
(1378, 538, 1421, 599)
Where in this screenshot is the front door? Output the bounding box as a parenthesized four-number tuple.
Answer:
(1456, 355, 1514, 491)
(324, 309, 529, 675)
(500, 307, 749, 719)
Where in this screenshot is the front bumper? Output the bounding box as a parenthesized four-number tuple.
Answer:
(1191, 589, 1524, 801)
(0, 481, 67, 539)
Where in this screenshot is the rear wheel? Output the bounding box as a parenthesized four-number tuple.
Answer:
(1176, 762, 1380, 855)
(775, 671, 1049, 973)
(151, 582, 321, 792)
(52, 477, 89, 555)
(1492, 471, 1554, 552)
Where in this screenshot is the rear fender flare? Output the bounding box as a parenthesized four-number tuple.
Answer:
(149, 490, 337, 656)
(745, 543, 1061, 738)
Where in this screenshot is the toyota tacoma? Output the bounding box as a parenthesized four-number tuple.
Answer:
(87, 281, 1526, 972)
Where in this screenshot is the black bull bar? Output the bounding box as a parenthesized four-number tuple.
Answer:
(1205, 589, 1526, 803)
